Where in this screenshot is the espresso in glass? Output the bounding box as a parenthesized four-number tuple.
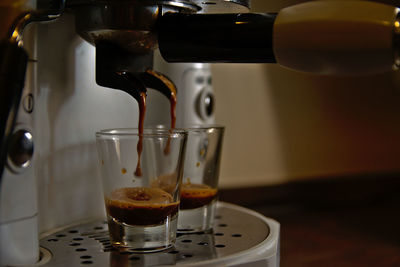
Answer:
(177, 126, 224, 233)
(96, 128, 187, 252)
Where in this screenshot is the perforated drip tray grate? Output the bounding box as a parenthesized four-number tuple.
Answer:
(38, 202, 278, 266)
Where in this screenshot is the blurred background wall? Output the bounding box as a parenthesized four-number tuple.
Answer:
(214, 0, 400, 188)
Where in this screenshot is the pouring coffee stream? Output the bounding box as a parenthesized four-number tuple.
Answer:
(113, 69, 177, 177)
(134, 69, 177, 176)
(139, 69, 177, 156)
(135, 90, 146, 177)
(95, 41, 178, 176)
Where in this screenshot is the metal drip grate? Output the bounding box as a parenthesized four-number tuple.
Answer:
(38, 202, 277, 266)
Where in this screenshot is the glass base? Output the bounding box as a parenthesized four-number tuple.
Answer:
(107, 215, 177, 252)
(177, 201, 216, 233)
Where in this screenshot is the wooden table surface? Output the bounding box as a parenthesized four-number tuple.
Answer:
(219, 174, 400, 267)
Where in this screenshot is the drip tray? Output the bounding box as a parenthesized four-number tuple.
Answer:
(38, 202, 280, 266)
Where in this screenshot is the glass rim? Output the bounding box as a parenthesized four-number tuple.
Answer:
(179, 124, 225, 131)
(151, 124, 225, 131)
(95, 128, 188, 138)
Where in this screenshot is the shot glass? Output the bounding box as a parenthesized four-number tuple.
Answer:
(177, 125, 224, 233)
(96, 128, 187, 252)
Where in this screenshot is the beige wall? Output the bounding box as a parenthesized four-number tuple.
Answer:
(215, 0, 400, 188)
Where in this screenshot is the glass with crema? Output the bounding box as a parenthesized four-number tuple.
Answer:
(177, 125, 224, 233)
(96, 128, 187, 252)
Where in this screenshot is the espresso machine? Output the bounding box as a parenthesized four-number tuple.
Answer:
(1, 0, 400, 266)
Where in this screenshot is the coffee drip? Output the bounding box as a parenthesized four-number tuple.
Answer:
(134, 70, 177, 176)
(100, 69, 179, 228)
(115, 69, 178, 177)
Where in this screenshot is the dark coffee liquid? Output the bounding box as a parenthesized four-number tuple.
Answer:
(144, 70, 177, 155)
(106, 187, 179, 226)
(151, 70, 177, 130)
(180, 183, 218, 210)
(134, 69, 177, 176)
(165, 94, 176, 155)
(134, 92, 146, 177)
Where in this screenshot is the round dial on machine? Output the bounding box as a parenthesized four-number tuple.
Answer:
(196, 77, 215, 121)
(177, 66, 216, 125)
(7, 128, 34, 173)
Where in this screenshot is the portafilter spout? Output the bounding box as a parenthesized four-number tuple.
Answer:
(95, 41, 151, 102)
(96, 41, 177, 116)
(69, 0, 199, 102)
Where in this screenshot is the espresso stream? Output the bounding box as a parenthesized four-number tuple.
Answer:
(134, 92, 146, 177)
(134, 69, 177, 177)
